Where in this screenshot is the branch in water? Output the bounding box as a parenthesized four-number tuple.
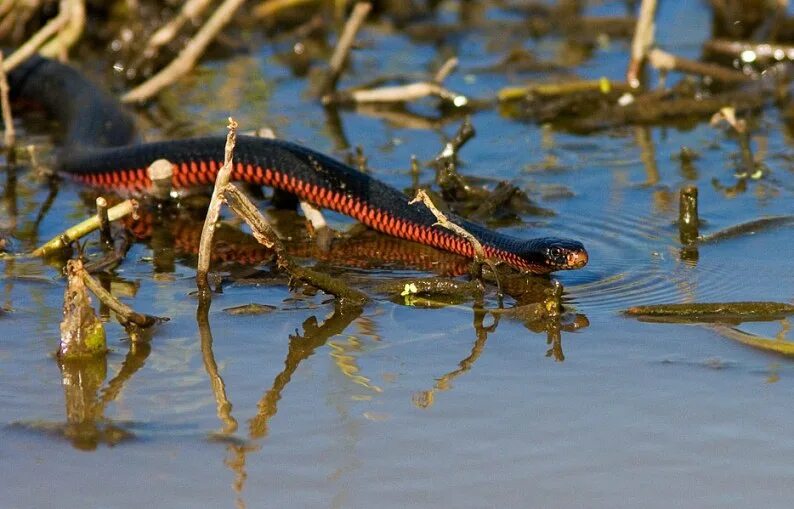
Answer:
(196, 117, 238, 294)
(220, 183, 369, 306)
(31, 199, 138, 257)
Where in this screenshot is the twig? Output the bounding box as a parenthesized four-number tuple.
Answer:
(625, 302, 794, 323)
(31, 199, 138, 257)
(122, 0, 246, 103)
(39, 0, 85, 59)
(375, 277, 483, 299)
(197, 298, 238, 434)
(324, 81, 468, 106)
(698, 215, 794, 244)
(498, 79, 631, 103)
(410, 189, 501, 294)
(704, 39, 794, 62)
(678, 185, 699, 245)
(146, 159, 175, 200)
(196, 118, 238, 293)
(0, 50, 14, 149)
(433, 56, 458, 84)
(626, 0, 657, 87)
(220, 183, 368, 306)
(648, 49, 750, 84)
(60, 258, 106, 359)
(319, 2, 372, 96)
(3, 0, 70, 71)
(95, 197, 113, 247)
(300, 201, 328, 231)
(254, 0, 320, 19)
(410, 189, 485, 260)
(141, 0, 214, 60)
(435, 117, 475, 163)
(80, 267, 166, 329)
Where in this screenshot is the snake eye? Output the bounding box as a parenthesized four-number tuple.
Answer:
(549, 247, 563, 258)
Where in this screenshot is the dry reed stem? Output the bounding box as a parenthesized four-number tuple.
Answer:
(410, 189, 485, 261)
(146, 158, 175, 199)
(319, 2, 371, 95)
(433, 57, 458, 83)
(704, 39, 794, 61)
(254, 0, 319, 19)
(95, 197, 112, 247)
(0, 0, 17, 19)
(648, 48, 749, 84)
(59, 258, 106, 359)
(3, 0, 70, 71)
(410, 189, 502, 294)
(39, 0, 84, 58)
(122, 0, 246, 103)
(0, 51, 15, 148)
(220, 183, 368, 305)
(32, 199, 138, 257)
(80, 266, 165, 329)
(300, 201, 328, 231)
(324, 81, 468, 106)
(142, 0, 213, 60)
(196, 117, 238, 293)
(627, 0, 657, 87)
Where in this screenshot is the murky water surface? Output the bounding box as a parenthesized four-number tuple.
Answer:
(2, 2, 794, 508)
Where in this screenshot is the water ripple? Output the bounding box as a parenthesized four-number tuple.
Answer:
(552, 210, 749, 313)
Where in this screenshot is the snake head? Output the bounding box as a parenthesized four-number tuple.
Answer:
(519, 237, 588, 273)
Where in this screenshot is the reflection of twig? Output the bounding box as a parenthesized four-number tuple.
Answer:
(413, 307, 493, 408)
(249, 303, 362, 438)
(197, 298, 238, 434)
(324, 46, 467, 107)
(698, 215, 794, 244)
(319, 2, 372, 96)
(122, 0, 246, 103)
(197, 118, 238, 293)
(328, 334, 382, 392)
(710, 323, 794, 357)
(352, 104, 456, 130)
(100, 341, 151, 406)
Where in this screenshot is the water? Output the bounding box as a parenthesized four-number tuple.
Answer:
(1, 2, 794, 508)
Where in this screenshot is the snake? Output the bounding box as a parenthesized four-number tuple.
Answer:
(8, 56, 587, 274)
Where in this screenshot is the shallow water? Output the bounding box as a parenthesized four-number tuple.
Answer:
(2, 2, 794, 508)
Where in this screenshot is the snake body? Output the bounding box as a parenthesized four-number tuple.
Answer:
(9, 56, 588, 273)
